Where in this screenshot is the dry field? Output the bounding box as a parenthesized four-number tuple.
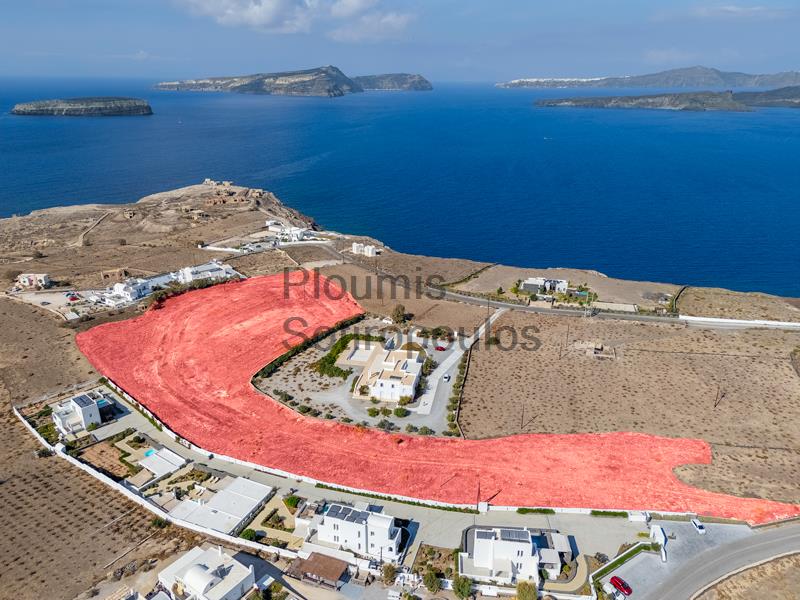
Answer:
(320, 262, 490, 332)
(459, 311, 800, 502)
(226, 250, 296, 277)
(81, 441, 131, 479)
(348, 248, 491, 291)
(282, 243, 341, 266)
(455, 264, 679, 309)
(697, 553, 800, 600)
(679, 287, 800, 322)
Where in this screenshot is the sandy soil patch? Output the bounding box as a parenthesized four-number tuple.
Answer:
(679, 287, 800, 322)
(81, 441, 132, 479)
(226, 250, 296, 277)
(76, 273, 800, 523)
(0, 297, 97, 403)
(348, 249, 490, 290)
(320, 262, 490, 332)
(696, 553, 800, 600)
(455, 264, 679, 309)
(282, 243, 340, 265)
(460, 311, 800, 502)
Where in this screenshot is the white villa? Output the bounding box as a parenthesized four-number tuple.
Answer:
(351, 243, 379, 257)
(52, 392, 114, 437)
(96, 261, 238, 307)
(459, 527, 540, 587)
(346, 337, 423, 402)
(168, 477, 273, 536)
(302, 502, 404, 564)
(459, 527, 573, 586)
(265, 220, 310, 242)
(158, 546, 255, 600)
(520, 277, 568, 295)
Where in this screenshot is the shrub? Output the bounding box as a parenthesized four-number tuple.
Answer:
(516, 507, 556, 515)
(379, 563, 395, 584)
(283, 495, 301, 511)
(240, 528, 258, 541)
(398, 395, 412, 405)
(367, 407, 380, 417)
(377, 419, 394, 431)
(516, 581, 537, 600)
(453, 575, 473, 599)
(423, 570, 441, 593)
(393, 407, 409, 418)
(380, 407, 392, 417)
(341, 417, 353, 423)
(391, 304, 406, 324)
(151, 517, 168, 529)
(405, 424, 418, 433)
(297, 405, 312, 414)
(359, 385, 370, 395)
(418, 426, 434, 436)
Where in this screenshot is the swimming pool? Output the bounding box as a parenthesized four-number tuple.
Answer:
(144, 448, 155, 457)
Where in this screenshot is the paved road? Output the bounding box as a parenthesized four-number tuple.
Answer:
(644, 523, 800, 600)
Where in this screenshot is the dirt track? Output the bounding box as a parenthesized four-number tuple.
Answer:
(76, 272, 800, 524)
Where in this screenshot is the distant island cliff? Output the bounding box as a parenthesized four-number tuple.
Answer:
(156, 66, 431, 97)
(11, 97, 152, 116)
(352, 73, 433, 91)
(536, 86, 800, 112)
(498, 66, 800, 89)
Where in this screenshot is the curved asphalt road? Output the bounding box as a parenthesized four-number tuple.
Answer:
(646, 524, 800, 600)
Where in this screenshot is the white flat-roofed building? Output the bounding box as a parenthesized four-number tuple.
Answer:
(52, 393, 103, 437)
(459, 527, 540, 587)
(16, 273, 51, 288)
(363, 245, 377, 257)
(139, 447, 186, 479)
(111, 279, 151, 303)
(168, 477, 272, 535)
(351, 242, 365, 254)
(520, 277, 568, 295)
(176, 261, 237, 285)
(316, 502, 403, 563)
(158, 546, 255, 600)
(352, 341, 423, 402)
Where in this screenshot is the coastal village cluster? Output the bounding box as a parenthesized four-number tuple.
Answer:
(4, 178, 800, 600)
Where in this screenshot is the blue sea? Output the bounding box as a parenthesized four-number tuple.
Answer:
(1, 77, 798, 296)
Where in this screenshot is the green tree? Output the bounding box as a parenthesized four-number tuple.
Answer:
(393, 407, 409, 418)
(240, 528, 258, 541)
(423, 570, 441, 593)
(516, 580, 537, 600)
(453, 575, 473, 599)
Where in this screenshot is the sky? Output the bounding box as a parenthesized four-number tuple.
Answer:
(0, 0, 798, 82)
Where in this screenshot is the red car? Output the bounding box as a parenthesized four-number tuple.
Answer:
(610, 576, 632, 596)
(435, 345, 446, 351)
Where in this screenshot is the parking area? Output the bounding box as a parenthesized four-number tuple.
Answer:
(600, 520, 754, 599)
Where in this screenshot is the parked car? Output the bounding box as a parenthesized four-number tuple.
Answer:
(691, 518, 706, 534)
(435, 345, 446, 351)
(40, 301, 51, 306)
(610, 576, 632, 596)
(443, 374, 451, 382)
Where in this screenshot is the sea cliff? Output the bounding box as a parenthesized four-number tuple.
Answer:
(11, 97, 153, 116)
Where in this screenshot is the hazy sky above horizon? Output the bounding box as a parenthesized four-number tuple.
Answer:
(1, 1, 797, 81)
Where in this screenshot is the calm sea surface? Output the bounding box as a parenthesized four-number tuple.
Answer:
(1, 78, 798, 295)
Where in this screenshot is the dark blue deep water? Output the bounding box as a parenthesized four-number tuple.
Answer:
(1, 78, 798, 295)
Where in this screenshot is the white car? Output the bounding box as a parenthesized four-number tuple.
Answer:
(443, 374, 451, 382)
(690, 518, 706, 534)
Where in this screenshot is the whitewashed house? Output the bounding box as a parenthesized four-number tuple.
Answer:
(158, 546, 255, 600)
(351, 340, 423, 402)
(52, 393, 105, 436)
(520, 277, 568, 295)
(458, 527, 541, 587)
(315, 502, 403, 563)
(351, 242, 365, 254)
(176, 261, 237, 285)
(16, 273, 51, 289)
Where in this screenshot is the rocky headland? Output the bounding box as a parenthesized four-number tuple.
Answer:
(352, 73, 433, 91)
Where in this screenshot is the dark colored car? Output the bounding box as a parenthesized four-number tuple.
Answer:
(610, 576, 632, 596)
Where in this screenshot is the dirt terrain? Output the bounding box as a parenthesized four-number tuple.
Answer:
(320, 262, 490, 332)
(697, 553, 800, 600)
(455, 264, 679, 309)
(0, 181, 308, 289)
(678, 286, 800, 322)
(459, 311, 800, 502)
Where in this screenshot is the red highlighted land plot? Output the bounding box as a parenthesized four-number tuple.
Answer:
(77, 271, 800, 524)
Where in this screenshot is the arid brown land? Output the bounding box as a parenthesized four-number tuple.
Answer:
(696, 553, 800, 600)
(459, 311, 800, 503)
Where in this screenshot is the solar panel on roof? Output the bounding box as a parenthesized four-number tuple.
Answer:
(476, 530, 494, 540)
(500, 528, 529, 542)
(73, 394, 94, 408)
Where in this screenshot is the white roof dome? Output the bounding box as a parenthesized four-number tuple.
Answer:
(184, 564, 220, 595)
